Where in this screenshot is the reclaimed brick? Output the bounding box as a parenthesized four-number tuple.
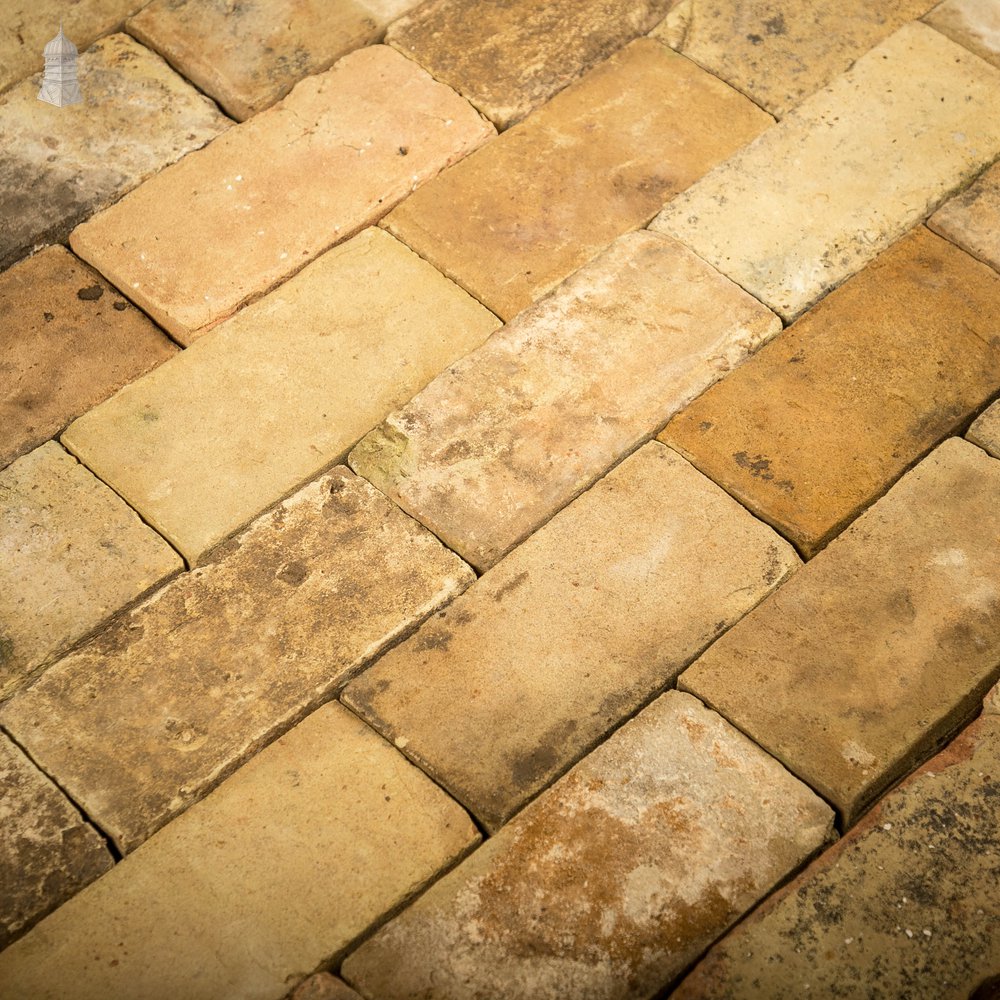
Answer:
(0, 702, 479, 1000)
(929, 159, 1000, 275)
(0, 442, 182, 701)
(0, 245, 176, 471)
(349, 231, 781, 571)
(0, 33, 230, 273)
(679, 438, 1000, 826)
(341, 690, 834, 1000)
(968, 401, 1000, 459)
(925, 0, 1000, 69)
(69, 45, 494, 343)
(344, 442, 799, 831)
(652, 22, 1000, 321)
(61, 228, 501, 564)
(288, 974, 364, 1000)
(661, 227, 1000, 557)
(0, 468, 473, 852)
(383, 38, 772, 320)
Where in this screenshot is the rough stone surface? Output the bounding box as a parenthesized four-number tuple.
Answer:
(652, 22, 1000, 321)
(662, 227, 1000, 557)
(69, 45, 494, 342)
(344, 442, 799, 831)
(387, 0, 675, 130)
(0, 702, 479, 1000)
(0, 32, 230, 273)
(0, 469, 474, 852)
(61, 228, 500, 564)
(0, 245, 176, 471)
(349, 231, 781, 571)
(925, 0, 1000, 69)
(0, 735, 113, 951)
(0, 442, 182, 701)
(967, 400, 1000, 459)
(288, 973, 363, 1000)
(673, 686, 1000, 999)
(680, 438, 1000, 826)
(929, 158, 1000, 275)
(383, 38, 772, 320)
(341, 690, 834, 1000)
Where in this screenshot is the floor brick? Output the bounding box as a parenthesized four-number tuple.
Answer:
(651, 22, 1000, 321)
(288, 974, 363, 1000)
(673, 684, 1000, 999)
(679, 437, 1000, 827)
(0, 33, 230, 273)
(0, 442, 182, 701)
(968, 401, 1000, 458)
(61, 227, 500, 564)
(343, 441, 798, 831)
(341, 690, 833, 1000)
(383, 38, 772, 321)
(69, 46, 494, 343)
(661, 227, 1000, 557)
(929, 159, 1000, 275)
(387, 0, 674, 130)
(349, 231, 780, 571)
(0, 735, 113, 951)
(0, 468, 473, 852)
(0, 246, 176, 471)
(925, 0, 1000, 69)
(0, 702, 479, 1000)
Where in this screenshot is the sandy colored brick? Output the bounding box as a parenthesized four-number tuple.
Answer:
(349, 231, 780, 571)
(929, 158, 1000, 275)
(384, 38, 772, 320)
(344, 442, 799, 831)
(0, 33, 230, 273)
(0, 246, 175, 471)
(61, 228, 500, 565)
(342, 690, 833, 1000)
(680, 438, 1000, 826)
(0, 442, 181, 701)
(652, 23, 1000, 321)
(69, 46, 494, 343)
(0, 468, 473, 852)
(288, 974, 363, 1000)
(925, 0, 1000, 69)
(662, 227, 1000, 557)
(968, 400, 1000, 458)
(0, 702, 479, 1000)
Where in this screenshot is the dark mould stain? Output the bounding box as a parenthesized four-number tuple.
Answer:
(494, 570, 529, 601)
(399, 146, 409, 155)
(733, 451, 776, 481)
(276, 561, 308, 586)
(764, 13, 786, 35)
(113, 300, 128, 311)
(0, 634, 14, 667)
(699, 420, 714, 432)
(43, 311, 54, 322)
(77, 284, 104, 301)
(747, 33, 763, 44)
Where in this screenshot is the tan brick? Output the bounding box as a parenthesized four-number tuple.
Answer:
(652, 23, 1000, 321)
(384, 38, 772, 320)
(344, 442, 798, 831)
(69, 45, 494, 343)
(349, 231, 780, 571)
(0, 442, 181, 701)
(0, 246, 176, 471)
(661, 227, 1000, 557)
(929, 159, 1000, 275)
(341, 690, 833, 1000)
(288, 974, 363, 1000)
(0, 33, 230, 273)
(925, 0, 1000, 69)
(61, 228, 500, 565)
(0, 468, 472, 852)
(680, 438, 1000, 826)
(0, 702, 479, 1000)
(968, 400, 1000, 458)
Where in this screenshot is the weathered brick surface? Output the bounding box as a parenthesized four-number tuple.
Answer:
(925, 0, 1000, 68)
(0, 246, 175, 471)
(349, 231, 780, 571)
(680, 438, 1000, 826)
(652, 22, 1000, 320)
(288, 974, 363, 1000)
(0, 442, 182, 701)
(70, 45, 494, 342)
(61, 228, 500, 564)
(344, 442, 798, 831)
(929, 159, 1000, 275)
(383, 38, 772, 320)
(0, 702, 479, 1000)
(0, 469, 473, 852)
(662, 227, 1000, 557)
(0, 33, 230, 273)
(968, 401, 1000, 458)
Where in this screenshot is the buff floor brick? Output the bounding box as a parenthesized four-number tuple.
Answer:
(0, 702, 479, 1000)
(383, 37, 773, 320)
(661, 227, 1000, 557)
(680, 438, 1000, 826)
(69, 45, 494, 342)
(929, 158, 1000, 274)
(968, 400, 1000, 458)
(0, 469, 473, 852)
(0, 442, 182, 701)
(925, 0, 1000, 69)
(349, 231, 780, 571)
(61, 227, 500, 564)
(287, 974, 363, 1000)
(0, 32, 231, 273)
(652, 22, 1000, 321)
